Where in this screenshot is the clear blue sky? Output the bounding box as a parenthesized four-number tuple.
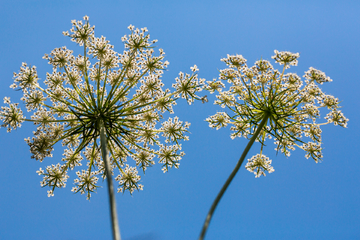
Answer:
(1, 1, 359, 239)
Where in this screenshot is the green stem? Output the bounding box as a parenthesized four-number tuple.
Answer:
(199, 114, 269, 240)
(100, 120, 121, 240)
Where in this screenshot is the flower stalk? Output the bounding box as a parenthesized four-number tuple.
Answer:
(100, 120, 121, 240)
(199, 114, 269, 240)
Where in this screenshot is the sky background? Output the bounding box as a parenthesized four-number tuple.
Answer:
(0, 1, 359, 240)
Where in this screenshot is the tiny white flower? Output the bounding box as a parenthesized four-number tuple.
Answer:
(190, 64, 199, 72)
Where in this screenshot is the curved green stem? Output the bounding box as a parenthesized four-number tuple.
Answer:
(100, 120, 121, 240)
(199, 114, 269, 240)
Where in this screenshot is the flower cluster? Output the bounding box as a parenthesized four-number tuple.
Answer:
(0, 16, 204, 198)
(245, 154, 274, 178)
(0, 97, 24, 132)
(205, 50, 348, 176)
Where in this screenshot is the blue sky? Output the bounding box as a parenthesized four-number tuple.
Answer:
(0, 1, 359, 239)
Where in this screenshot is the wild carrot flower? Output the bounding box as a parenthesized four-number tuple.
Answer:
(0, 16, 204, 240)
(199, 50, 348, 240)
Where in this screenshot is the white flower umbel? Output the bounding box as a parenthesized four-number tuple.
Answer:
(0, 16, 205, 240)
(245, 154, 274, 178)
(199, 50, 348, 240)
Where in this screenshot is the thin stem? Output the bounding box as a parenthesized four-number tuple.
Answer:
(199, 114, 269, 240)
(100, 120, 121, 240)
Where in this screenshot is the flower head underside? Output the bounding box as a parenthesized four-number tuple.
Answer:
(205, 50, 348, 177)
(0, 16, 205, 199)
